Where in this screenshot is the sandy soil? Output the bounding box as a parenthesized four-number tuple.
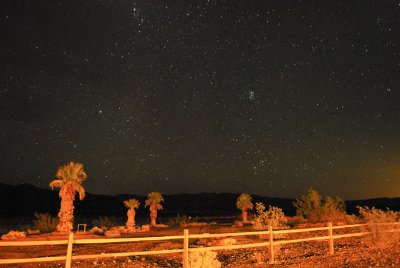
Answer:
(1, 224, 399, 267)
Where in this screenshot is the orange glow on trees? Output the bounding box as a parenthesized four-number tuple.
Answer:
(123, 198, 140, 228)
(293, 187, 346, 223)
(145, 192, 164, 226)
(49, 161, 87, 232)
(236, 193, 254, 223)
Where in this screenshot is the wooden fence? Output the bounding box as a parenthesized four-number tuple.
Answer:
(0, 222, 398, 267)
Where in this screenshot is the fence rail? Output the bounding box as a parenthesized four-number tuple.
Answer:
(0, 222, 399, 267)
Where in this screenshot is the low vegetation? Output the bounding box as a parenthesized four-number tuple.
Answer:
(33, 213, 58, 233)
(358, 206, 400, 247)
(166, 213, 191, 227)
(1, 162, 399, 267)
(253, 202, 287, 230)
(1, 230, 26, 240)
(189, 250, 221, 268)
(92, 216, 116, 230)
(293, 187, 346, 223)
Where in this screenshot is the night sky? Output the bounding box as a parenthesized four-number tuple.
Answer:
(1, 0, 399, 200)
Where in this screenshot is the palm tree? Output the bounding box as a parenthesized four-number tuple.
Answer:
(49, 161, 87, 232)
(145, 192, 164, 226)
(236, 193, 254, 223)
(124, 198, 140, 228)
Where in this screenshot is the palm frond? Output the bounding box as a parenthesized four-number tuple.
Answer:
(124, 198, 140, 209)
(236, 193, 254, 210)
(145, 192, 164, 208)
(75, 184, 86, 200)
(49, 180, 63, 190)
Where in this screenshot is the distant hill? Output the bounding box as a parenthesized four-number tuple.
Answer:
(346, 198, 400, 214)
(0, 183, 399, 218)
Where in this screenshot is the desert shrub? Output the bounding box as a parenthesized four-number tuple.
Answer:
(358, 206, 399, 223)
(253, 203, 287, 230)
(33, 213, 58, 233)
(92, 216, 116, 230)
(343, 214, 358, 225)
(189, 250, 221, 268)
(293, 187, 346, 223)
(26, 229, 41, 235)
(141, 224, 151, 231)
(1, 230, 26, 240)
(105, 227, 121, 238)
(286, 215, 307, 227)
(358, 206, 400, 247)
(166, 213, 191, 227)
(88, 226, 104, 235)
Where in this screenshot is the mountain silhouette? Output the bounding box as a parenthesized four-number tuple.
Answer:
(0, 183, 399, 218)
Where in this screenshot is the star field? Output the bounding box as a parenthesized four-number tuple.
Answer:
(1, 0, 399, 199)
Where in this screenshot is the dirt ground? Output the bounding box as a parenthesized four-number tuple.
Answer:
(1, 224, 400, 268)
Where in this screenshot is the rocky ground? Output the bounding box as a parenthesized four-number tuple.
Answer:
(1, 224, 399, 267)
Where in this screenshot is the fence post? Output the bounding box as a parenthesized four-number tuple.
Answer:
(65, 232, 74, 268)
(183, 229, 189, 268)
(328, 222, 334, 255)
(268, 225, 274, 264)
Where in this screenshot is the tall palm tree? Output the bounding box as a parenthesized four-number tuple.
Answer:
(124, 198, 140, 228)
(236, 193, 254, 223)
(145, 192, 164, 226)
(49, 161, 87, 232)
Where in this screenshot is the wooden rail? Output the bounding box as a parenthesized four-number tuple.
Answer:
(0, 222, 398, 267)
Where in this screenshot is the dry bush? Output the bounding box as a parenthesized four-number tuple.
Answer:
(88, 226, 104, 235)
(92, 216, 116, 230)
(166, 213, 191, 227)
(253, 203, 287, 230)
(141, 224, 151, 231)
(26, 229, 41, 235)
(104, 227, 121, 238)
(293, 187, 347, 223)
(189, 250, 221, 268)
(286, 215, 307, 227)
(113, 226, 131, 234)
(252, 202, 286, 258)
(1, 230, 26, 240)
(358, 206, 400, 247)
(342, 214, 358, 225)
(33, 213, 58, 233)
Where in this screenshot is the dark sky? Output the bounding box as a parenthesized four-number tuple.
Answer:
(1, 0, 399, 200)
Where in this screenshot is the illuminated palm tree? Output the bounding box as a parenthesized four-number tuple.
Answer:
(145, 192, 164, 226)
(124, 198, 140, 228)
(236, 193, 254, 223)
(49, 161, 87, 232)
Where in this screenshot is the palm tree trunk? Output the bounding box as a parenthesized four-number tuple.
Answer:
(242, 209, 248, 223)
(126, 209, 136, 227)
(150, 207, 157, 226)
(57, 184, 75, 232)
